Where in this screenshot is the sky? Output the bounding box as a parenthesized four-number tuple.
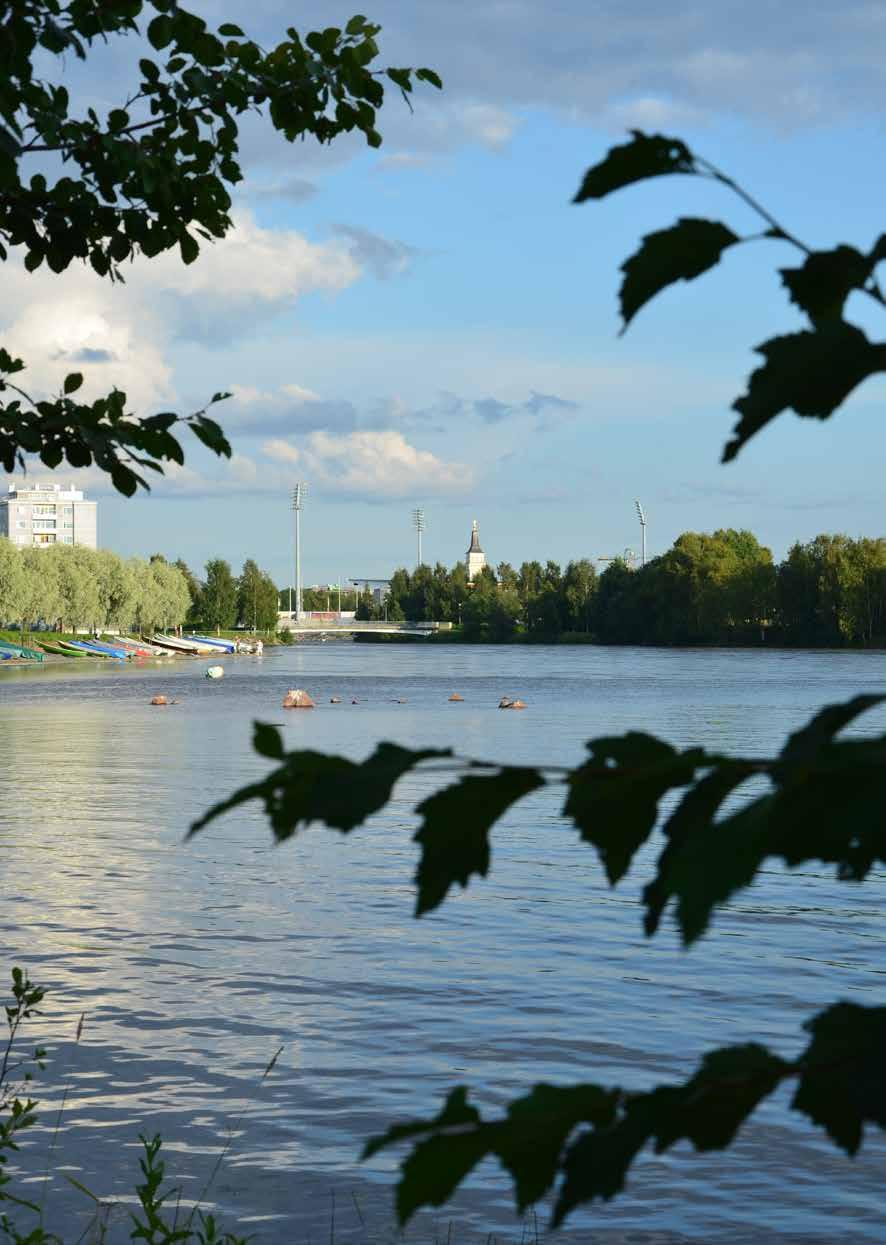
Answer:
(4, 0, 886, 587)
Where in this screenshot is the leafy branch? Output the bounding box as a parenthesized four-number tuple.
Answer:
(0, 2, 441, 493)
(572, 130, 886, 459)
(192, 695, 886, 944)
(0, 348, 231, 495)
(364, 1001, 886, 1227)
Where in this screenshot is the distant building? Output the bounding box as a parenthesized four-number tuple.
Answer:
(350, 577, 390, 605)
(0, 481, 97, 549)
(465, 519, 487, 582)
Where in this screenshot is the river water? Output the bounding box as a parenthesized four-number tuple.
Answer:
(0, 643, 884, 1243)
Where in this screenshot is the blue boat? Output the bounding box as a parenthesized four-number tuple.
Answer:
(190, 635, 237, 653)
(69, 639, 129, 659)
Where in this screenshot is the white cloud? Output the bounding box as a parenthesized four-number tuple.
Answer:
(0, 213, 363, 413)
(261, 429, 473, 499)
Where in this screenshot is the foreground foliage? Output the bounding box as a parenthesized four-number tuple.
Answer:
(0, 1, 439, 493)
(196, 133, 886, 1227)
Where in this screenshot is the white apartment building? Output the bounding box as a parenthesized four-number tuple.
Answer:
(0, 481, 97, 549)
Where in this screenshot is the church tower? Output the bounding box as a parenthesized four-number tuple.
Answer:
(465, 519, 487, 583)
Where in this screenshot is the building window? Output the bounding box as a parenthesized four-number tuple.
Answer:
(62, 535, 73, 544)
(16, 519, 27, 529)
(33, 533, 56, 544)
(33, 505, 56, 516)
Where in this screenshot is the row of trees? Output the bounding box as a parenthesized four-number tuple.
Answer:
(174, 557, 280, 632)
(380, 530, 886, 645)
(0, 539, 191, 634)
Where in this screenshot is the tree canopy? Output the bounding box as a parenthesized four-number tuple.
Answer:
(0, 1, 440, 494)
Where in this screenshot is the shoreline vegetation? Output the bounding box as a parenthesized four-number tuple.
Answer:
(368, 529, 886, 649)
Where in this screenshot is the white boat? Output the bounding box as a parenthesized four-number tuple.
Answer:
(153, 634, 218, 655)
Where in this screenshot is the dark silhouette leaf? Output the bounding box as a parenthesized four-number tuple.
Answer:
(792, 1003, 886, 1154)
(574, 131, 695, 203)
(414, 768, 544, 915)
(780, 246, 871, 325)
(564, 733, 703, 884)
(620, 217, 740, 329)
(643, 761, 754, 936)
(555, 1044, 788, 1224)
(779, 694, 885, 762)
(190, 738, 449, 840)
(724, 323, 886, 462)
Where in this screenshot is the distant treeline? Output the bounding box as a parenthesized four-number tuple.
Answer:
(379, 531, 886, 646)
(0, 539, 191, 633)
(0, 542, 282, 635)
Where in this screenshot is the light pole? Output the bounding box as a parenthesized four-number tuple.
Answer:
(412, 507, 425, 568)
(634, 500, 647, 567)
(292, 482, 306, 621)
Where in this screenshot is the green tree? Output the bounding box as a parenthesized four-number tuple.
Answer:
(561, 558, 597, 632)
(355, 587, 374, 621)
(174, 558, 202, 622)
(198, 559, 237, 630)
(0, 537, 26, 625)
(50, 544, 101, 631)
(0, 3, 440, 494)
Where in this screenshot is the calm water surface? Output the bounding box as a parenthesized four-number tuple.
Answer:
(0, 644, 884, 1243)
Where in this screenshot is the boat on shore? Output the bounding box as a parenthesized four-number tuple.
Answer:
(189, 635, 237, 654)
(0, 639, 45, 662)
(152, 634, 218, 655)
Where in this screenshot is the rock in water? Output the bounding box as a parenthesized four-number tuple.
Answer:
(282, 688, 315, 709)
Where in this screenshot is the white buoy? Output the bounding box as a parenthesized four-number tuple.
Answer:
(205, 665, 224, 680)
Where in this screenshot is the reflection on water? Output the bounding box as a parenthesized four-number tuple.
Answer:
(1, 645, 885, 1242)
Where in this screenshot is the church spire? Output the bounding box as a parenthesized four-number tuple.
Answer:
(465, 518, 487, 582)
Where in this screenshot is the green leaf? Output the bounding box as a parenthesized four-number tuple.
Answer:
(619, 217, 740, 330)
(63, 372, 83, 395)
(189, 740, 449, 840)
(554, 1044, 789, 1225)
(573, 131, 695, 203)
(780, 246, 871, 326)
(779, 694, 885, 762)
(416, 67, 443, 89)
(413, 768, 544, 915)
(253, 722, 284, 761)
(643, 761, 754, 937)
(147, 15, 174, 50)
(189, 416, 231, 458)
(563, 733, 702, 884)
(179, 231, 199, 265)
(218, 23, 245, 37)
(792, 1003, 886, 1154)
(724, 323, 886, 463)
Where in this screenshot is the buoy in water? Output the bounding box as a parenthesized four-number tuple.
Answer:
(205, 665, 224, 680)
(282, 688, 315, 709)
(150, 695, 168, 705)
(499, 696, 527, 710)
(448, 693, 464, 702)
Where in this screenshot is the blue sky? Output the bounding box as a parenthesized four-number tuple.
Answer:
(4, 1, 886, 587)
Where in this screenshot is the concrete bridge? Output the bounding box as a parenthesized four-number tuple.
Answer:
(277, 617, 436, 637)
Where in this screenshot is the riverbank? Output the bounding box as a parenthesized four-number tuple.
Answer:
(0, 629, 282, 672)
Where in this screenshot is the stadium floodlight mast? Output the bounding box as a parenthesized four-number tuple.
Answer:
(412, 507, 425, 568)
(292, 483, 307, 620)
(634, 499, 647, 567)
